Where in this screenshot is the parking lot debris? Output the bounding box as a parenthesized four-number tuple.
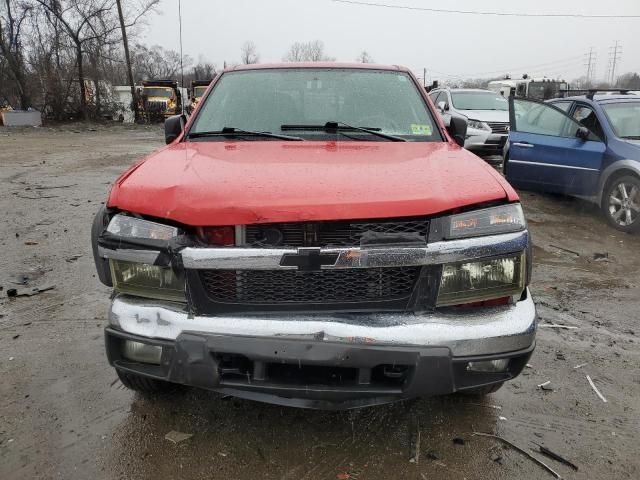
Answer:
(593, 252, 609, 262)
(539, 324, 578, 330)
(7, 284, 55, 297)
(537, 381, 551, 388)
(586, 375, 608, 403)
(473, 432, 562, 479)
(13, 334, 20, 340)
(452, 437, 466, 445)
(533, 442, 579, 471)
(24, 241, 38, 245)
(549, 244, 580, 256)
(408, 416, 420, 464)
(66, 255, 83, 262)
(491, 453, 504, 465)
(164, 430, 193, 444)
(426, 451, 440, 461)
(573, 363, 588, 369)
(555, 352, 566, 360)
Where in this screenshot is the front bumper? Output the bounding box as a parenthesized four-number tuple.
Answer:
(464, 129, 508, 152)
(106, 290, 536, 409)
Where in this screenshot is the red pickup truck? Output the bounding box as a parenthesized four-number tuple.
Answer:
(92, 63, 535, 409)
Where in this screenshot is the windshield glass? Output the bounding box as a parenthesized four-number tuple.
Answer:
(451, 91, 508, 111)
(193, 86, 207, 97)
(602, 101, 640, 138)
(528, 81, 565, 100)
(190, 68, 439, 141)
(143, 87, 173, 98)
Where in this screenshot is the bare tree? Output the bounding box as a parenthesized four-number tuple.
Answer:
(191, 55, 215, 81)
(240, 40, 259, 65)
(356, 51, 374, 63)
(283, 40, 335, 62)
(132, 44, 191, 81)
(0, 0, 33, 108)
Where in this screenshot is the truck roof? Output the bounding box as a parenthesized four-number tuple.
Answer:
(226, 62, 409, 73)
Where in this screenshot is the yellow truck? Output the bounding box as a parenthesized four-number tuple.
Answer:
(139, 80, 182, 121)
(188, 79, 212, 114)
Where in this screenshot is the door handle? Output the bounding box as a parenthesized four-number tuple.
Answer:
(512, 142, 534, 148)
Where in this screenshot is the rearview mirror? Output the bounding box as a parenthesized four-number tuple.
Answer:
(576, 126, 590, 141)
(165, 114, 187, 144)
(447, 117, 467, 147)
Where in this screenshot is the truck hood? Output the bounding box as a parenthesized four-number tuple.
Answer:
(108, 141, 517, 226)
(457, 110, 509, 123)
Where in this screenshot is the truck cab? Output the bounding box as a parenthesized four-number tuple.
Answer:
(139, 80, 182, 121)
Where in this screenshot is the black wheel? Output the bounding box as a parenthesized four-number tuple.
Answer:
(459, 382, 504, 396)
(602, 175, 640, 233)
(116, 369, 179, 394)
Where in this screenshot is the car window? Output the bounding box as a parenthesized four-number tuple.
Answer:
(601, 101, 640, 139)
(572, 105, 605, 140)
(429, 91, 443, 106)
(451, 91, 508, 111)
(513, 98, 585, 138)
(191, 68, 441, 141)
(551, 101, 572, 112)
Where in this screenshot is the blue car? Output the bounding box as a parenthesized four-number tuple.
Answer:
(504, 93, 640, 232)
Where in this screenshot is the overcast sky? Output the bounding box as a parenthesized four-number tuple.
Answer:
(142, 0, 639, 83)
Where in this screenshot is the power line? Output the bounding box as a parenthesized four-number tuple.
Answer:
(608, 41, 622, 84)
(332, 0, 640, 18)
(584, 47, 596, 84)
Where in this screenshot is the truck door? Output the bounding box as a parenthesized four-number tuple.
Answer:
(505, 97, 605, 195)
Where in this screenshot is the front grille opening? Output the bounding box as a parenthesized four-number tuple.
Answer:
(200, 267, 420, 304)
(245, 218, 430, 248)
(267, 363, 358, 386)
(215, 353, 252, 379)
(372, 364, 412, 387)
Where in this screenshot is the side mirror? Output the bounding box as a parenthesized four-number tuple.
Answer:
(165, 114, 186, 144)
(437, 101, 449, 112)
(447, 117, 467, 147)
(576, 126, 590, 141)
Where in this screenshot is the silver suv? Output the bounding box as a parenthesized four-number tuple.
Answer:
(429, 88, 510, 154)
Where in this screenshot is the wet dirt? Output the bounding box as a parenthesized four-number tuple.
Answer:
(1, 126, 638, 480)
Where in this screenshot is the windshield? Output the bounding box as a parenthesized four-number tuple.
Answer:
(527, 82, 565, 100)
(193, 86, 207, 98)
(143, 87, 173, 98)
(451, 91, 508, 111)
(602, 101, 640, 138)
(190, 68, 439, 141)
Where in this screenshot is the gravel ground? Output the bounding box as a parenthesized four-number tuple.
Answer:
(1, 124, 639, 480)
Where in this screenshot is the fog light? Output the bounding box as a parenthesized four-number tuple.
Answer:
(122, 340, 162, 365)
(466, 359, 509, 373)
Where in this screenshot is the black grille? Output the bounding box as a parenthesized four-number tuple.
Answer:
(145, 100, 168, 112)
(245, 219, 429, 247)
(486, 122, 509, 134)
(200, 267, 420, 304)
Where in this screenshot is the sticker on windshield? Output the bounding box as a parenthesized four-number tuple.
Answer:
(411, 124, 432, 135)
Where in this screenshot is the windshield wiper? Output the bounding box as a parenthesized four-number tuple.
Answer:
(281, 121, 407, 142)
(187, 127, 303, 141)
(621, 135, 640, 140)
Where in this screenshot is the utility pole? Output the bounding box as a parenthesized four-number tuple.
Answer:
(608, 41, 622, 85)
(584, 47, 596, 86)
(115, 0, 139, 122)
(423, 67, 427, 88)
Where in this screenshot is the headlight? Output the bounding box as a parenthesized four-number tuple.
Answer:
(110, 259, 186, 302)
(448, 204, 525, 239)
(107, 214, 178, 241)
(467, 119, 489, 131)
(436, 254, 525, 307)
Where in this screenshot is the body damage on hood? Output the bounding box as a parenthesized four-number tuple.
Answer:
(107, 141, 517, 226)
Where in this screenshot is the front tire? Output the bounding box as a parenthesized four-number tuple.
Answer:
(602, 175, 640, 233)
(116, 369, 179, 394)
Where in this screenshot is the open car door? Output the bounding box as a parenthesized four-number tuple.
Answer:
(505, 97, 606, 196)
